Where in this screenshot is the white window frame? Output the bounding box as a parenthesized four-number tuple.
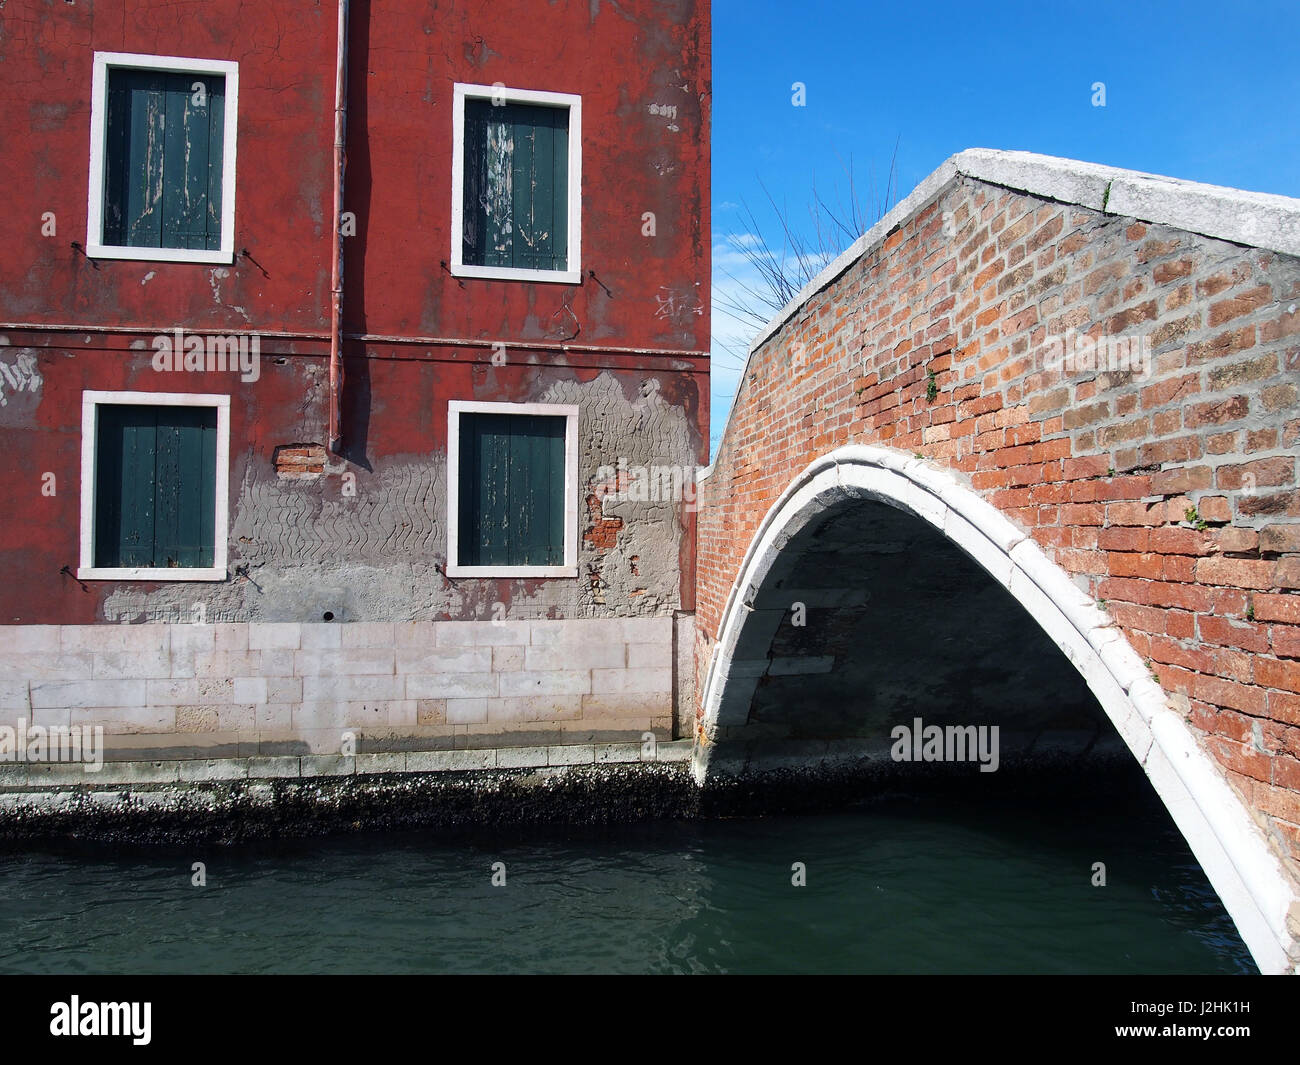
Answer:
(86, 52, 240, 264)
(78, 391, 231, 581)
(450, 83, 582, 284)
(446, 400, 579, 578)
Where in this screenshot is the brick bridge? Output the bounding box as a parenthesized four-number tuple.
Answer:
(691, 150, 1300, 973)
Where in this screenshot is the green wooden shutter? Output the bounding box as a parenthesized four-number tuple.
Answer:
(462, 100, 568, 272)
(94, 405, 218, 568)
(458, 413, 566, 566)
(102, 69, 225, 251)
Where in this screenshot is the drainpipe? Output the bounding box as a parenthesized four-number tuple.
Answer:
(328, 0, 349, 453)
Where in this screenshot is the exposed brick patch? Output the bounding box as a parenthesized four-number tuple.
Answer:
(273, 443, 326, 477)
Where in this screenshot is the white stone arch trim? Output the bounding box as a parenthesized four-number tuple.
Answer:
(696, 444, 1298, 974)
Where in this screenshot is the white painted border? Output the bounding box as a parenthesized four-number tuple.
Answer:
(696, 445, 1299, 975)
(446, 400, 579, 578)
(86, 52, 240, 264)
(449, 83, 582, 284)
(78, 390, 231, 581)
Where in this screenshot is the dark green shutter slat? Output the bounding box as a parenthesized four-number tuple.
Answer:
(551, 111, 568, 272)
(160, 76, 187, 248)
(163, 74, 213, 250)
(509, 104, 532, 270)
(458, 413, 477, 565)
(461, 103, 485, 266)
(102, 76, 131, 246)
(123, 70, 166, 248)
(198, 414, 217, 565)
(483, 417, 511, 565)
(547, 420, 564, 563)
(204, 83, 225, 250)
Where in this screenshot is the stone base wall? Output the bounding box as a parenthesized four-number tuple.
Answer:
(0, 618, 679, 760)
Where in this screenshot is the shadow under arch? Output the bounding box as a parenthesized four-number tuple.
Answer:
(695, 444, 1297, 974)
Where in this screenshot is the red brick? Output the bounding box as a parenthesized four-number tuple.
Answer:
(1216, 456, 1295, 491)
(1258, 657, 1300, 694)
(1207, 737, 1271, 783)
(1148, 526, 1211, 555)
(1098, 527, 1149, 552)
(1208, 285, 1272, 326)
(1184, 395, 1250, 428)
(1199, 614, 1270, 653)
(1254, 593, 1300, 625)
(1261, 525, 1300, 554)
(1108, 552, 1164, 579)
(1194, 557, 1276, 589)
(1273, 625, 1300, 659)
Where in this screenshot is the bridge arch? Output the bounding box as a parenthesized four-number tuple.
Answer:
(696, 444, 1297, 973)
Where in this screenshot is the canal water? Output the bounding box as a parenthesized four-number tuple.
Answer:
(0, 782, 1251, 974)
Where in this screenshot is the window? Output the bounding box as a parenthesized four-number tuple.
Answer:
(87, 52, 239, 263)
(446, 401, 578, 577)
(79, 392, 230, 581)
(450, 84, 581, 283)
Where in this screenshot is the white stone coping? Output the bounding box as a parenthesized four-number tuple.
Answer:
(695, 444, 1300, 975)
(0, 740, 694, 789)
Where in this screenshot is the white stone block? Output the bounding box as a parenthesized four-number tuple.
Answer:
(212, 624, 249, 651)
(623, 616, 673, 644)
(524, 643, 625, 671)
(528, 618, 625, 645)
(392, 622, 437, 648)
(30, 678, 147, 710)
(499, 670, 591, 697)
(340, 622, 395, 648)
(295, 648, 395, 677)
(627, 642, 672, 670)
(405, 672, 499, 700)
(0, 626, 59, 654)
(302, 675, 404, 702)
(178, 759, 248, 782)
(435, 621, 531, 646)
(248, 623, 301, 650)
(547, 744, 595, 766)
(71, 706, 177, 734)
(488, 695, 583, 721)
(299, 624, 343, 650)
(496, 745, 548, 768)
(447, 698, 488, 724)
(395, 646, 492, 675)
(589, 667, 671, 696)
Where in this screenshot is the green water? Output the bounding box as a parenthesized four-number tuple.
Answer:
(0, 787, 1252, 975)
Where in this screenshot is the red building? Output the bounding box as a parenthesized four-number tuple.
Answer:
(0, 0, 710, 759)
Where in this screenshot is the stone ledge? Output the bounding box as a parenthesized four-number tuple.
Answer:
(0, 740, 694, 791)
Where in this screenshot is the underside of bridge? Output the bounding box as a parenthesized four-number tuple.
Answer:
(707, 497, 1130, 782)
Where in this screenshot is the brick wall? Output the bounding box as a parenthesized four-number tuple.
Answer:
(0, 618, 675, 759)
(698, 167, 1300, 875)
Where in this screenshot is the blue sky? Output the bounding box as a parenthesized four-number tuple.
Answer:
(709, 0, 1300, 454)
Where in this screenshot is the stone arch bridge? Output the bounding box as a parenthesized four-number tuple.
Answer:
(692, 150, 1300, 973)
